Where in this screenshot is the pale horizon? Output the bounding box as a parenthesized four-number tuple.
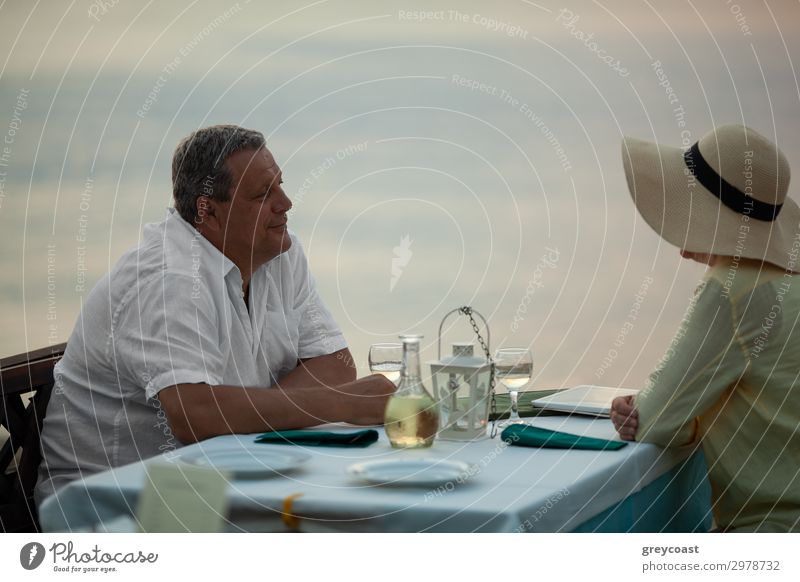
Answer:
(1, 0, 799, 390)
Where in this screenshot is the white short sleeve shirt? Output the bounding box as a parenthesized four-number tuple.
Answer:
(36, 208, 347, 503)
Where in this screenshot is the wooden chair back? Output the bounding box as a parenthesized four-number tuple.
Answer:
(0, 342, 66, 532)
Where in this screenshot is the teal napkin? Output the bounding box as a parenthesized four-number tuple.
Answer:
(501, 424, 628, 451)
(254, 429, 379, 448)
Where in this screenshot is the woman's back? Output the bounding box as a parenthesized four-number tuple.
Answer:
(636, 258, 800, 532)
(706, 259, 800, 531)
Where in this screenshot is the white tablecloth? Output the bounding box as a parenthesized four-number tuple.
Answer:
(39, 415, 696, 532)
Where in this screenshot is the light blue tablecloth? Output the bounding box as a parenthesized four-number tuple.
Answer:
(573, 450, 711, 532)
(39, 416, 712, 533)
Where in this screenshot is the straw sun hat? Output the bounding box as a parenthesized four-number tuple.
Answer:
(621, 124, 799, 271)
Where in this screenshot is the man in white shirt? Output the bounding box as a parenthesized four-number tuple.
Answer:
(35, 125, 394, 504)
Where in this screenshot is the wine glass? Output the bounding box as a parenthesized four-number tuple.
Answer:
(494, 347, 533, 427)
(368, 343, 403, 384)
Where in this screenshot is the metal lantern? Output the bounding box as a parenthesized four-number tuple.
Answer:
(429, 308, 494, 441)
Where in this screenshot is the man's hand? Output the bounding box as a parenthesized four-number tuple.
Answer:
(337, 374, 397, 425)
(611, 395, 639, 441)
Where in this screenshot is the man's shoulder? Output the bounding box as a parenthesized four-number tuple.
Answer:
(104, 225, 204, 309)
(111, 212, 201, 282)
(106, 243, 169, 301)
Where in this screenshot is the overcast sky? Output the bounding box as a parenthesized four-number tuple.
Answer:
(1, 0, 799, 389)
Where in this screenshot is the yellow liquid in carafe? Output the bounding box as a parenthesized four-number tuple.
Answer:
(384, 393, 439, 449)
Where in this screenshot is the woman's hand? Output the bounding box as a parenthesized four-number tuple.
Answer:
(611, 395, 639, 441)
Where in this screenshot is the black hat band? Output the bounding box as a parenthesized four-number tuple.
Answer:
(683, 141, 781, 222)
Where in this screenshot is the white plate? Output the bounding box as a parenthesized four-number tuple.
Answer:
(348, 458, 476, 487)
(176, 447, 311, 479)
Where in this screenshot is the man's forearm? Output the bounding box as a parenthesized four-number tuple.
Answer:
(280, 348, 357, 389)
(159, 367, 394, 444)
(159, 382, 349, 444)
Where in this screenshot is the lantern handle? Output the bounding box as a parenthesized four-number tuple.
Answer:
(437, 306, 491, 360)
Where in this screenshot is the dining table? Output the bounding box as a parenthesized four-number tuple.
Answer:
(39, 410, 713, 533)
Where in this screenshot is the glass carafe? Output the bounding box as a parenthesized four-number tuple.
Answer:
(384, 335, 439, 449)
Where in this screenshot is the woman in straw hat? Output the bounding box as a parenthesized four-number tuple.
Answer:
(611, 124, 800, 532)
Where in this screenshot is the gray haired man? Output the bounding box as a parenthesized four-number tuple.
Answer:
(36, 125, 394, 504)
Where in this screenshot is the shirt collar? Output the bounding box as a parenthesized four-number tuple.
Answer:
(163, 207, 239, 279)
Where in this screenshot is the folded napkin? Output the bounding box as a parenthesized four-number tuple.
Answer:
(254, 429, 379, 448)
(501, 424, 628, 451)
